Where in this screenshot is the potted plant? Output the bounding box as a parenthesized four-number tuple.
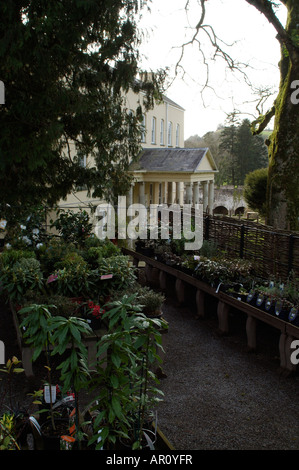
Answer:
(46, 315, 92, 449)
(87, 294, 167, 450)
(0, 357, 25, 450)
(20, 304, 93, 449)
(96, 254, 137, 295)
(85, 300, 106, 330)
(135, 286, 165, 318)
(19, 304, 58, 435)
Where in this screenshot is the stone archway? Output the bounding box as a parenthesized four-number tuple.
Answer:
(213, 205, 229, 215)
(235, 206, 245, 216)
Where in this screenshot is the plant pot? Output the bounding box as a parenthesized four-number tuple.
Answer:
(264, 297, 275, 314)
(87, 317, 102, 330)
(144, 309, 163, 319)
(246, 290, 256, 304)
(289, 307, 299, 326)
(273, 300, 289, 321)
(256, 293, 265, 308)
(40, 418, 70, 450)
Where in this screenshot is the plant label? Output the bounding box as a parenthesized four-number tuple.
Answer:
(44, 385, 57, 403)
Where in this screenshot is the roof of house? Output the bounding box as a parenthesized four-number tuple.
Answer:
(162, 95, 185, 111)
(130, 148, 217, 173)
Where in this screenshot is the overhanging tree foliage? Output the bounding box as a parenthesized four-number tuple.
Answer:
(180, 0, 299, 230)
(0, 0, 163, 223)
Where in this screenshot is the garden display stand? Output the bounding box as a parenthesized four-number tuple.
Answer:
(123, 248, 299, 375)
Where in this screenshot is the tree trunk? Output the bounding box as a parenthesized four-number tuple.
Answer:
(266, 1, 299, 230)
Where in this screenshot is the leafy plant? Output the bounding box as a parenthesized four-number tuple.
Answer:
(97, 255, 136, 294)
(199, 240, 219, 258)
(51, 210, 93, 246)
(0, 413, 20, 450)
(88, 294, 167, 450)
(0, 248, 36, 268)
(0, 257, 44, 303)
(49, 316, 92, 447)
(54, 262, 94, 298)
(0, 357, 24, 412)
(19, 304, 56, 430)
(84, 241, 121, 268)
(49, 316, 92, 394)
(134, 286, 165, 317)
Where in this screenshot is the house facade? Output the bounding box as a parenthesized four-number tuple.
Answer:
(60, 87, 217, 217)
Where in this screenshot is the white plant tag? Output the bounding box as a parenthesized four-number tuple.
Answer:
(44, 385, 56, 404)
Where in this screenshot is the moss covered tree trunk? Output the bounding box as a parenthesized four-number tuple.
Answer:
(267, 2, 299, 230)
(247, 0, 299, 230)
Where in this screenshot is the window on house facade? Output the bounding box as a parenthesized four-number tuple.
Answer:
(176, 124, 180, 147)
(160, 119, 164, 145)
(168, 121, 172, 146)
(141, 114, 146, 143)
(151, 117, 156, 144)
(76, 155, 87, 191)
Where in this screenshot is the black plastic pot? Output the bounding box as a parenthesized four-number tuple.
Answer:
(40, 418, 70, 450)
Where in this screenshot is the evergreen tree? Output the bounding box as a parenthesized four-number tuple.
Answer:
(0, 0, 163, 222)
(219, 118, 268, 186)
(219, 113, 240, 186)
(235, 119, 268, 185)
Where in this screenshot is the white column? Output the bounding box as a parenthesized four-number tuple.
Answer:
(128, 183, 134, 207)
(202, 181, 208, 213)
(186, 183, 193, 205)
(163, 181, 168, 203)
(153, 182, 160, 205)
(193, 181, 200, 206)
(139, 182, 145, 205)
(208, 180, 215, 214)
(127, 183, 134, 248)
(176, 182, 181, 205)
(167, 182, 173, 204)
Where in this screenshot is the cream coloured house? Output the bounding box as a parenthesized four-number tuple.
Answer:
(57, 85, 217, 217)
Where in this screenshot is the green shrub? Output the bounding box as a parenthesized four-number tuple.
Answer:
(0, 257, 43, 303)
(244, 167, 268, 217)
(0, 249, 36, 268)
(97, 255, 136, 293)
(85, 241, 121, 267)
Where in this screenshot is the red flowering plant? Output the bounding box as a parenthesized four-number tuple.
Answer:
(87, 300, 105, 321)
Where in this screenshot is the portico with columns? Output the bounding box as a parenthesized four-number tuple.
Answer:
(128, 148, 218, 213)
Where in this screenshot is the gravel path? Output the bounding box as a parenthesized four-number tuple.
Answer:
(156, 297, 299, 450)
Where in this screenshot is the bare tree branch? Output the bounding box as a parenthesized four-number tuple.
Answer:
(245, 0, 298, 58)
